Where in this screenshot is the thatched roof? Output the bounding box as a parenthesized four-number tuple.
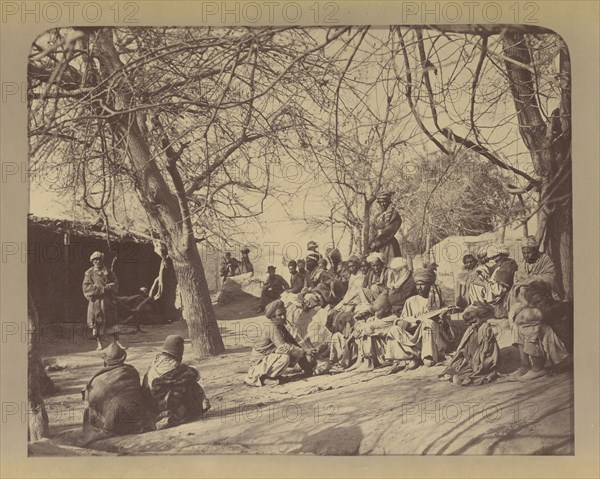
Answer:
(28, 214, 154, 244)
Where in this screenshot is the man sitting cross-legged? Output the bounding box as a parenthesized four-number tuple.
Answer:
(245, 300, 317, 387)
(385, 266, 452, 374)
(347, 293, 397, 372)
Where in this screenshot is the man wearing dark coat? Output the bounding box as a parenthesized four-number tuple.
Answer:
(369, 192, 402, 266)
(143, 335, 211, 430)
(258, 265, 290, 312)
(82, 342, 151, 438)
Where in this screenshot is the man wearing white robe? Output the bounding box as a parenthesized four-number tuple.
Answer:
(385, 267, 447, 373)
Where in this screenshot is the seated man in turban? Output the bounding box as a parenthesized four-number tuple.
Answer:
(348, 293, 397, 372)
(508, 281, 572, 381)
(386, 257, 417, 315)
(82, 342, 151, 438)
(455, 254, 478, 308)
(359, 252, 390, 304)
(438, 304, 499, 386)
(508, 237, 558, 320)
(478, 244, 518, 319)
(287, 260, 307, 294)
(245, 300, 317, 387)
(385, 266, 450, 373)
(369, 192, 402, 266)
(143, 335, 211, 430)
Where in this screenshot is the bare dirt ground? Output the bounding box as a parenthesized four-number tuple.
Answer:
(30, 294, 574, 456)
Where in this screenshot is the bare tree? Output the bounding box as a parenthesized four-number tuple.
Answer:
(394, 25, 572, 299)
(28, 26, 349, 356)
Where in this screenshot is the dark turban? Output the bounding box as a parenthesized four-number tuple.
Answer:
(413, 268, 436, 285)
(265, 300, 285, 319)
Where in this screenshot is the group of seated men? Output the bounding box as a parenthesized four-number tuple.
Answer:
(245, 235, 573, 387)
(454, 236, 572, 381)
(81, 335, 211, 438)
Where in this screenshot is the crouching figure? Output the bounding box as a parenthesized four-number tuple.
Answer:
(245, 300, 316, 387)
(439, 304, 500, 386)
(143, 335, 211, 430)
(82, 342, 152, 438)
(508, 281, 571, 381)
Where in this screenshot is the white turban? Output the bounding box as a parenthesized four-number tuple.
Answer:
(486, 244, 502, 258)
(366, 252, 384, 264)
(389, 257, 408, 271)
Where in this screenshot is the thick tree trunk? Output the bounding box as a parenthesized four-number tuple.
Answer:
(94, 28, 225, 357)
(28, 293, 49, 442)
(170, 245, 225, 357)
(503, 32, 573, 299)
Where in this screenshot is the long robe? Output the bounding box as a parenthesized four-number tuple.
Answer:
(385, 293, 448, 363)
(387, 272, 417, 315)
(484, 258, 518, 319)
(353, 313, 397, 366)
(360, 267, 389, 304)
(82, 266, 119, 335)
(508, 253, 558, 316)
(440, 322, 499, 385)
(82, 363, 150, 436)
(370, 203, 402, 265)
(512, 308, 569, 367)
(240, 254, 254, 274)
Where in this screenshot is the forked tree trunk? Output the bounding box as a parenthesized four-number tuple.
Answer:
(28, 293, 49, 442)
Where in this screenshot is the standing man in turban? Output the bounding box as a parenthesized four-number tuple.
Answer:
(245, 300, 316, 387)
(83, 251, 122, 351)
(370, 192, 402, 266)
(385, 266, 449, 373)
(240, 247, 254, 275)
(306, 241, 322, 260)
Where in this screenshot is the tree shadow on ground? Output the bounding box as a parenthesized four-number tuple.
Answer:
(295, 425, 364, 455)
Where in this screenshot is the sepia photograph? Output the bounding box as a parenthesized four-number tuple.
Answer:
(0, 0, 594, 469)
(24, 23, 575, 457)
